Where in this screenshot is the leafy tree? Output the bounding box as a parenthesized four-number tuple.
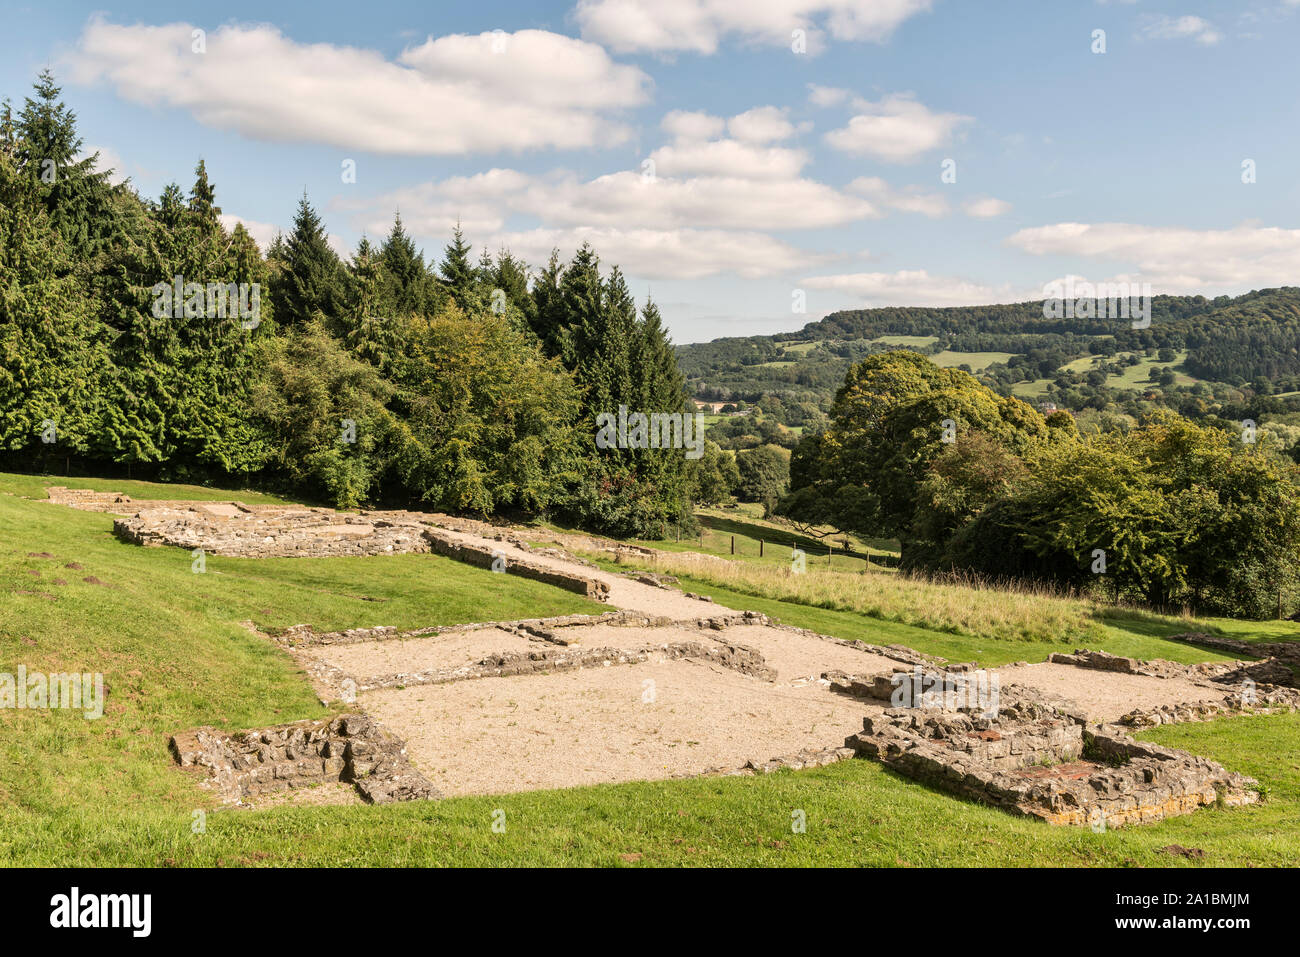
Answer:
(735, 444, 790, 512)
(689, 441, 740, 505)
(781, 350, 1051, 557)
(250, 320, 400, 508)
(392, 302, 580, 514)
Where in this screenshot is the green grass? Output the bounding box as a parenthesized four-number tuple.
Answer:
(1105, 352, 1197, 390)
(641, 573, 1249, 668)
(1010, 378, 1054, 399)
(0, 469, 299, 504)
(931, 350, 1017, 372)
(7, 710, 1299, 866)
(2, 473, 1297, 867)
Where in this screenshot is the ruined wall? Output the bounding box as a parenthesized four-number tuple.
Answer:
(845, 705, 1259, 827)
(170, 713, 439, 805)
(420, 527, 609, 600)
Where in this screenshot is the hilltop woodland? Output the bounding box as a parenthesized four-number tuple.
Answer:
(0, 72, 698, 537)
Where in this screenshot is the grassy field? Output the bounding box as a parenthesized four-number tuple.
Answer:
(931, 350, 1017, 371)
(0, 470, 298, 504)
(591, 549, 1274, 666)
(2, 472, 1297, 867)
(1010, 377, 1055, 399)
(637, 504, 898, 573)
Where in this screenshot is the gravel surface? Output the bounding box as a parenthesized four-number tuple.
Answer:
(995, 662, 1223, 722)
(362, 659, 876, 796)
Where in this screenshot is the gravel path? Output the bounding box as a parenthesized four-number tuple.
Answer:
(432, 527, 732, 618)
(995, 662, 1224, 722)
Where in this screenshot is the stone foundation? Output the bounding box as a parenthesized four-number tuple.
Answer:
(170, 713, 439, 805)
(1043, 647, 1300, 727)
(103, 498, 611, 598)
(844, 695, 1259, 827)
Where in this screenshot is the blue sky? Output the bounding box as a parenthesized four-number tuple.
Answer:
(3, 0, 1299, 342)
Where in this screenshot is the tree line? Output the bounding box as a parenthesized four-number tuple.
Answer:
(781, 350, 1300, 619)
(0, 71, 705, 537)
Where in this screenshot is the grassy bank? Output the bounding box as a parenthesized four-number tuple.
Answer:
(1, 473, 1296, 867)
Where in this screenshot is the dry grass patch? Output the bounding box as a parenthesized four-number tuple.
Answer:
(610, 550, 1135, 644)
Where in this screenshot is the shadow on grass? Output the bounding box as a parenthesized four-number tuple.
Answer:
(695, 512, 900, 566)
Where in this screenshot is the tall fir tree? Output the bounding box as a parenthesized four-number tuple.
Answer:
(380, 212, 427, 318)
(271, 192, 345, 328)
(438, 221, 475, 305)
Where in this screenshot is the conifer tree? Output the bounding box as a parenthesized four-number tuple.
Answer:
(15, 70, 116, 254)
(380, 212, 427, 317)
(438, 221, 475, 305)
(271, 192, 345, 328)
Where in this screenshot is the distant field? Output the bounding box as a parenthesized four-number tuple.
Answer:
(780, 341, 818, 354)
(628, 504, 898, 573)
(931, 350, 1017, 371)
(871, 335, 939, 347)
(1105, 351, 1197, 389)
(1010, 378, 1055, 399)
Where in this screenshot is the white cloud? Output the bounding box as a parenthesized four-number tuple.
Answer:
(336, 105, 892, 241)
(337, 163, 880, 237)
(727, 106, 803, 143)
(574, 0, 932, 54)
(848, 177, 949, 217)
(490, 226, 833, 279)
(218, 213, 280, 252)
(963, 196, 1012, 218)
(649, 139, 810, 180)
(1139, 14, 1222, 45)
(1007, 222, 1300, 292)
(824, 94, 972, 162)
(801, 269, 1026, 307)
(807, 83, 851, 107)
(66, 17, 650, 155)
(661, 110, 727, 141)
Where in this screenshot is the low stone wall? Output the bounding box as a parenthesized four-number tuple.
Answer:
(1118, 686, 1300, 728)
(700, 745, 857, 778)
(276, 611, 648, 647)
(170, 713, 439, 805)
(1168, 631, 1300, 685)
(1041, 647, 1300, 726)
(1047, 648, 1191, 678)
(419, 527, 609, 600)
(845, 703, 1258, 827)
(354, 638, 776, 692)
(45, 486, 138, 512)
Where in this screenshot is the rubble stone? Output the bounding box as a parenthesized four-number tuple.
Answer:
(169, 713, 439, 805)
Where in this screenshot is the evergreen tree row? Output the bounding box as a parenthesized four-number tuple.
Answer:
(0, 71, 696, 537)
